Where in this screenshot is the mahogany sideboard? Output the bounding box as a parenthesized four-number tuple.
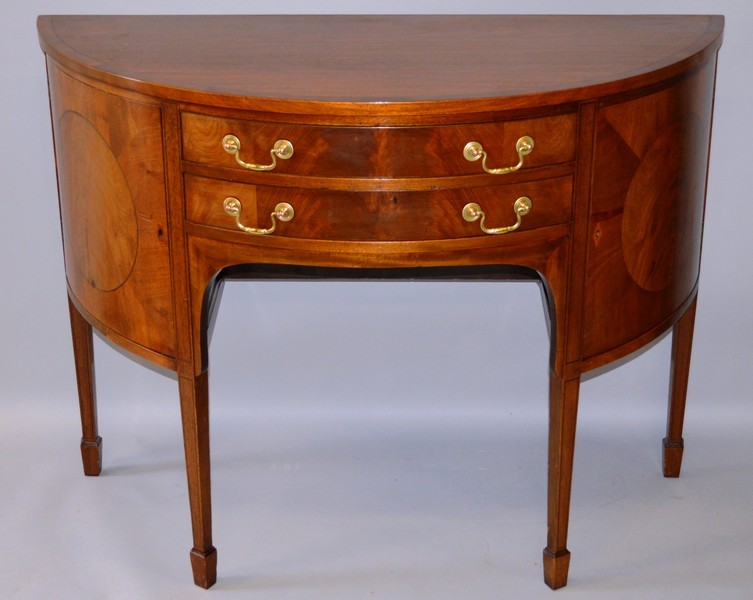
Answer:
(38, 15, 723, 590)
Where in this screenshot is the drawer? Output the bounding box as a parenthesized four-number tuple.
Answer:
(185, 174, 572, 241)
(181, 113, 576, 178)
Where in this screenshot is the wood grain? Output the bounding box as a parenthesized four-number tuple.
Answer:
(184, 174, 573, 241)
(47, 63, 177, 365)
(38, 15, 723, 116)
(582, 60, 716, 365)
(182, 112, 576, 177)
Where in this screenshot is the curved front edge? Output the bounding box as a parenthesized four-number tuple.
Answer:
(47, 61, 177, 369)
(581, 56, 718, 370)
(67, 288, 177, 371)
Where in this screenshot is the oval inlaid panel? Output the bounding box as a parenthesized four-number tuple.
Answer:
(58, 111, 138, 292)
(622, 117, 705, 293)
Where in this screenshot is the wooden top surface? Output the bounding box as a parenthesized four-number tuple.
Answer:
(38, 15, 723, 115)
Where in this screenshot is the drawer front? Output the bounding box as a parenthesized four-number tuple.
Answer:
(185, 174, 572, 241)
(182, 112, 576, 178)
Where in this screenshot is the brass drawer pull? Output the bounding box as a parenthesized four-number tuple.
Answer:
(222, 135, 294, 171)
(462, 197, 532, 235)
(463, 136, 534, 175)
(223, 197, 294, 235)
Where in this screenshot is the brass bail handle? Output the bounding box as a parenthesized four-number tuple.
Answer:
(223, 197, 294, 235)
(222, 134, 294, 171)
(462, 197, 532, 235)
(463, 136, 534, 175)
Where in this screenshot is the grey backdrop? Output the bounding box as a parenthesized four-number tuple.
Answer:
(1, 1, 751, 598)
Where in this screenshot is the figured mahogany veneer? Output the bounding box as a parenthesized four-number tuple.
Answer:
(184, 174, 574, 241)
(38, 15, 723, 590)
(182, 112, 577, 177)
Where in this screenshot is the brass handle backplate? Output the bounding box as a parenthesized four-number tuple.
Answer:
(223, 197, 294, 235)
(463, 136, 534, 175)
(222, 135, 294, 171)
(462, 197, 532, 235)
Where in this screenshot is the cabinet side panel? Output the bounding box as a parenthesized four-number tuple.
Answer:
(582, 59, 717, 363)
(47, 62, 176, 362)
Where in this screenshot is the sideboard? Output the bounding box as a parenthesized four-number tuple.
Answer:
(38, 14, 724, 590)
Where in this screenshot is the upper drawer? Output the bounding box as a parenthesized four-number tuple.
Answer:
(181, 112, 576, 178)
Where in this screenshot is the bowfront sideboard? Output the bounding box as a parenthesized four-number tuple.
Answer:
(38, 15, 723, 590)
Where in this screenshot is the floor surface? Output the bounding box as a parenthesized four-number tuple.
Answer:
(2, 392, 751, 600)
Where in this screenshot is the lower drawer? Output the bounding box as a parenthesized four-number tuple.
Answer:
(184, 174, 572, 241)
